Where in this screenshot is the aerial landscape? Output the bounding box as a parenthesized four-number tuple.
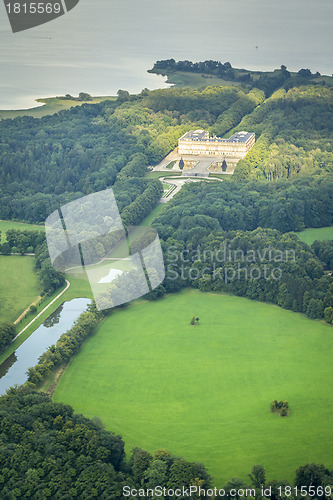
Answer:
(0, 0, 333, 498)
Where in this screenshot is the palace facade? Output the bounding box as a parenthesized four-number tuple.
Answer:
(178, 130, 255, 159)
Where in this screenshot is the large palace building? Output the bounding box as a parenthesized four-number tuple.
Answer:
(178, 130, 255, 159)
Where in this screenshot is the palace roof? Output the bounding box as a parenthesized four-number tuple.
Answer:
(180, 130, 254, 143)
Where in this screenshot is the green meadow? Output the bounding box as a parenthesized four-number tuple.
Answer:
(140, 203, 167, 226)
(149, 70, 241, 88)
(0, 255, 41, 323)
(0, 220, 44, 242)
(0, 96, 116, 120)
(297, 226, 333, 245)
(147, 171, 182, 180)
(53, 289, 333, 486)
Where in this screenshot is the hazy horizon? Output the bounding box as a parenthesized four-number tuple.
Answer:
(0, 0, 332, 109)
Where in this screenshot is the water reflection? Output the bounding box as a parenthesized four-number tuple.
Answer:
(0, 298, 91, 395)
(43, 303, 64, 328)
(0, 352, 17, 379)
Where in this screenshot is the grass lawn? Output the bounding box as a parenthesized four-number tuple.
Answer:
(53, 289, 333, 486)
(165, 161, 177, 169)
(0, 96, 116, 120)
(152, 70, 241, 88)
(140, 204, 167, 226)
(0, 255, 41, 323)
(0, 220, 44, 242)
(208, 173, 233, 180)
(297, 226, 333, 245)
(147, 171, 182, 179)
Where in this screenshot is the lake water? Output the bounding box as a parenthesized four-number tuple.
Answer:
(0, 0, 333, 109)
(0, 297, 91, 395)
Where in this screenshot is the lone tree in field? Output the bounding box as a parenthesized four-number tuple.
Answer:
(270, 400, 289, 416)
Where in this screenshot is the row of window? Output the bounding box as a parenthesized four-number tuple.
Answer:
(179, 150, 246, 157)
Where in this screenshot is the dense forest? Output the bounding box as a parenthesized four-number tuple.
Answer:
(1, 77, 332, 222)
(0, 101, 164, 222)
(151, 176, 333, 323)
(234, 86, 333, 180)
(154, 176, 333, 233)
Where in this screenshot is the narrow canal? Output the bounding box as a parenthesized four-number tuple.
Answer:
(0, 298, 91, 395)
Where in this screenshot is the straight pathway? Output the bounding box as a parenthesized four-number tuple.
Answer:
(12, 279, 71, 342)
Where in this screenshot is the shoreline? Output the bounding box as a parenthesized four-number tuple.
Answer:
(1, 62, 333, 119)
(0, 94, 118, 120)
(2, 94, 117, 113)
(0, 73, 169, 114)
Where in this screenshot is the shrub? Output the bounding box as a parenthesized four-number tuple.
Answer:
(270, 400, 278, 410)
(280, 407, 288, 417)
(270, 400, 289, 416)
